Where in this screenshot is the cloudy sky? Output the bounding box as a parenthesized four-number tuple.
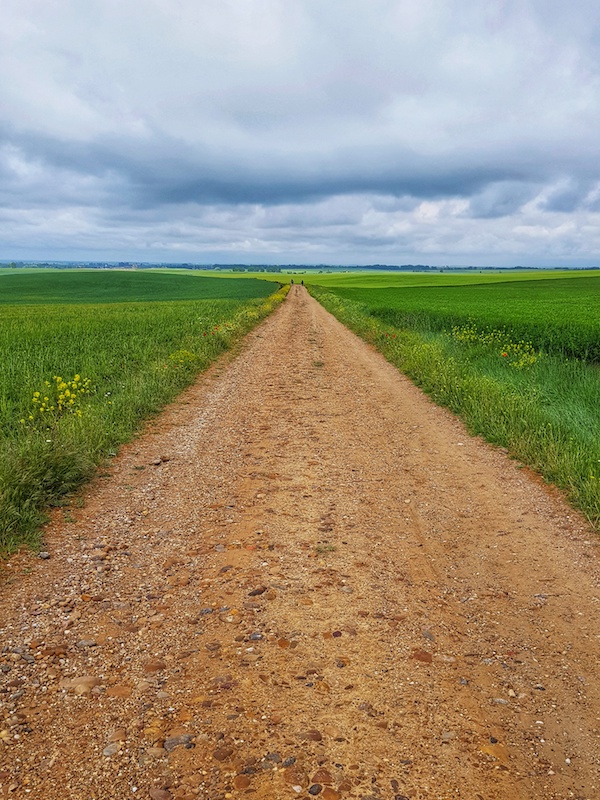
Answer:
(2, 0, 600, 265)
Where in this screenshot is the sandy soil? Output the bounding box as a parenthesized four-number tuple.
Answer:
(1, 285, 599, 800)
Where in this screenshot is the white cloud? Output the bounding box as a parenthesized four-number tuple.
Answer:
(1, 0, 600, 263)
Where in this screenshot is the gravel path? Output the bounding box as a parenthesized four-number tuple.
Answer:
(1, 285, 599, 800)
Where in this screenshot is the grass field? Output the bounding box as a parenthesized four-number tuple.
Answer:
(185, 267, 600, 289)
(0, 272, 286, 551)
(327, 276, 600, 362)
(310, 277, 600, 529)
(0, 270, 272, 304)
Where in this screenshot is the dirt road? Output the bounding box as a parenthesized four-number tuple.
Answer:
(1, 286, 599, 800)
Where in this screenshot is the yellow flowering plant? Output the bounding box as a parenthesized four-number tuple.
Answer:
(452, 323, 540, 369)
(20, 374, 92, 429)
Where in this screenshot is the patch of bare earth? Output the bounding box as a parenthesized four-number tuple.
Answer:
(1, 285, 599, 800)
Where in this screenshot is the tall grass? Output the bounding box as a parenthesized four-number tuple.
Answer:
(0, 283, 288, 551)
(310, 286, 600, 528)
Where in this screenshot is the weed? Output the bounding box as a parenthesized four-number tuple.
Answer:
(315, 543, 336, 554)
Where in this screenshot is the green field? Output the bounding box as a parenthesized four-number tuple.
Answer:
(0, 269, 272, 304)
(326, 276, 600, 361)
(310, 275, 600, 529)
(299, 268, 600, 288)
(203, 267, 600, 289)
(0, 272, 285, 551)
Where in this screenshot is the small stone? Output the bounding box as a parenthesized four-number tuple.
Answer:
(107, 685, 132, 698)
(76, 639, 97, 649)
(164, 734, 193, 753)
(38, 552, 50, 560)
(332, 631, 342, 638)
(411, 649, 433, 664)
(147, 747, 167, 758)
(149, 790, 172, 800)
(213, 746, 234, 761)
(312, 769, 333, 785)
(233, 775, 251, 789)
(283, 765, 308, 786)
(144, 658, 166, 673)
(321, 789, 341, 800)
(248, 632, 263, 641)
(441, 731, 455, 742)
(102, 743, 120, 757)
(248, 587, 267, 596)
(108, 728, 127, 742)
(64, 675, 102, 695)
(309, 786, 322, 796)
(282, 757, 296, 767)
(299, 729, 322, 742)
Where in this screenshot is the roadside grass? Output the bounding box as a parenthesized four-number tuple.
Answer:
(310, 286, 600, 529)
(0, 280, 288, 552)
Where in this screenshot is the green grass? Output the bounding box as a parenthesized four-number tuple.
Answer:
(0, 275, 287, 552)
(207, 267, 600, 288)
(0, 269, 273, 304)
(310, 284, 600, 529)
(292, 268, 600, 288)
(130, 267, 600, 289)
(326, 276, 600, 362)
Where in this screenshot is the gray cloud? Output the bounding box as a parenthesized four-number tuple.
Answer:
(1, 0, 600, 263)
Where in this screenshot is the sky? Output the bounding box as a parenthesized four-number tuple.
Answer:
(2, 0, 600, 266)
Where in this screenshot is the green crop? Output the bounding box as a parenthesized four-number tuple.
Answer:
(327, 276, 600, 362)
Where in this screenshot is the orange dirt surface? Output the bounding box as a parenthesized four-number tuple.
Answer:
(1, 285, 599, 800)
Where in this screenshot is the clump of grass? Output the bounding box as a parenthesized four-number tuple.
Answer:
(310, 286, 600, 528)
(0, 433, 96, 550)
(315, 543, 336, 554)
